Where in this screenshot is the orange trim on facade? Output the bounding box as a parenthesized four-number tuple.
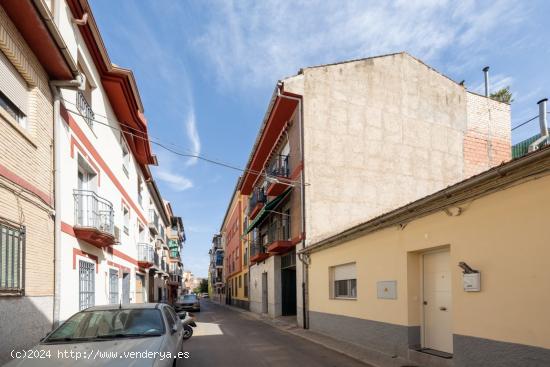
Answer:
(107, 247, 139, 267)
(0, 163, 53, 206)
(61, 106, 147, 224)
(107, 260, 131, 276)
(71, 136, 101, 186)
(63, 221, 138, 267)
(73, 248, 99, 273)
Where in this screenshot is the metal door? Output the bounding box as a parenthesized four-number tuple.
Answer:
(122, 272, 130, 303)
(423, 250, 453, 353)
(261, 272, 268, 314)
(109, 269, 119, 304)
(79, 260, 95, 310)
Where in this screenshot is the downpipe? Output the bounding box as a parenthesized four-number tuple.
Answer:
(49, 76, 85, 328)
(276, 82, 309, 329)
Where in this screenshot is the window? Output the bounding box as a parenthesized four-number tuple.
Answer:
(283, 209, 291, 240)
(137, 177, 143, 207)
(239, 275, 242, 288)
(0, 91, 26, 128)
(122, 140, 130, 177)
(0, 52, 28, 129)
(123, 205, 130, 235)
(79, 260, 95, 310)
(162, 307, 175, 331)
(0, 222, 24, 293)
(331, 263, 357, 299)
(76, 60, 94, 128)
(109, 269, 119, 304)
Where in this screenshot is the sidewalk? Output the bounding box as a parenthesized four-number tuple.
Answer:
(212, 301, 418, 367)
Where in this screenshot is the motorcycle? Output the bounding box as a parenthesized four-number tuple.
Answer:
(178, 311, 197, 339)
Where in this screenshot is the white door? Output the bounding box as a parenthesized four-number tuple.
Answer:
(423, 249, 453, 353)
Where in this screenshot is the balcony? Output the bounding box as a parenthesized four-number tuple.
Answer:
(137, 243, 154, 268)
(76, 91, 94, 129)
(215, 249, 224, 268)
(266, 155, 290, 196)
(250, 241, 269, 264)
(73, 190, 115, 247)
(153, 252, 160, 269)
(169, 248, 180, 259)
(148, 210, 159, 235)
(266, 221, 292, 254)
(248, 187, 267, 220)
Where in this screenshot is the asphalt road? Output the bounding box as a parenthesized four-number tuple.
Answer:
(180, 300, 367, 367)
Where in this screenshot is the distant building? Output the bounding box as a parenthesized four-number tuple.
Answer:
(208, 234, 225, 303)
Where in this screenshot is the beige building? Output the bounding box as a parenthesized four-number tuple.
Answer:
(239, 52, 511, 326)
(301, 146, 550, 367)
(0, 1, 79, 362)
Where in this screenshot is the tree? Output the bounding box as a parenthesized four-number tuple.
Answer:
(194, 279, 209, 294)
(490, 86, 513, 103)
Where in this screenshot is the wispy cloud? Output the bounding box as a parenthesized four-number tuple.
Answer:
(195, 0, 526, 89)
(153, 150, 193, 192)
(107, 2, 201, 166)
(184, 108, 201, 166)
(155, 169, 193, 191)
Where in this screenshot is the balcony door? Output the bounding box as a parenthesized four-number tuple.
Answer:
(77, 159, 97, 227)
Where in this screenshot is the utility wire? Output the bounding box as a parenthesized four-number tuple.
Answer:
(511, 115, 538, 131)
(62, 103, 304, 186)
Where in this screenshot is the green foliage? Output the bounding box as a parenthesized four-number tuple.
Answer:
(194, 279, 208, 294)
(490, 86, 513, 103)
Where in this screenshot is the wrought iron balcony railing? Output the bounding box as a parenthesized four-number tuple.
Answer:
(76, 91, 94, 128)
(137, 243, 154, 264)
(73, 190, 114, 235)
(248, 187, 267, 214)
(268, 154, 290, 177)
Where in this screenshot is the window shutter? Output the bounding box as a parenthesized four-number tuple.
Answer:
(0, 52, 28, 115)
(334, 263, 356, 281)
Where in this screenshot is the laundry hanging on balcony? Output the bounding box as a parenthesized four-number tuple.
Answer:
(242, 188, 292, 236)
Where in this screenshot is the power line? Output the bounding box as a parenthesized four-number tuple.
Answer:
(62, 103, 304, 186)
(511, 115, 538, 131)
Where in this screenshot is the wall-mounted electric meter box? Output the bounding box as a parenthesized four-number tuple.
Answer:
(463, 273, 481, 292)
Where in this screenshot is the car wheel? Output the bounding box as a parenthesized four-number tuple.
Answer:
(182, 325, 193, 339)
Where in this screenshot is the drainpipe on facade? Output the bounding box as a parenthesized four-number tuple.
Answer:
(50, 76, 85, 328)
(276, 82, 309, 329)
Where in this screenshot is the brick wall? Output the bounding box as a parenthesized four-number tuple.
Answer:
(0, 6, 54, 297)
(464, 92, 511, 178)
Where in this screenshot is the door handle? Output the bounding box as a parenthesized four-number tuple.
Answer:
(439, 306, 447, 311)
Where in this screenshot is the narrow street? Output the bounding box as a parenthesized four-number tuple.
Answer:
(181, 300, 369, 367)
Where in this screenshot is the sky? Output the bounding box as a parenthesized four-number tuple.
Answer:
(92, 0, 550, 277)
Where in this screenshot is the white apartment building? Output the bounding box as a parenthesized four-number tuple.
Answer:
(48, 0, 175, 322)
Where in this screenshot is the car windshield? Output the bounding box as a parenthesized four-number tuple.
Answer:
(43, 309, 165, 343)
(179, 295, 197, 302)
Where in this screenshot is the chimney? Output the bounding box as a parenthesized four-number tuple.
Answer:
(538, 98, 548, 138)
(528, 98, 549, 152)
(483, 66, 490, 97)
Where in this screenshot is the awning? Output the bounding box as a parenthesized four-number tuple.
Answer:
(243, 188, 291, 235)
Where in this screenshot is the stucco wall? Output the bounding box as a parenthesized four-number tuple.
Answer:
(307, 173, 550, 363)
(291, 53, 510, 247)
(248, 256, 282, 317)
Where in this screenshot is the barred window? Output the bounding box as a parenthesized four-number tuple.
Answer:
(0, 222, 24, 293)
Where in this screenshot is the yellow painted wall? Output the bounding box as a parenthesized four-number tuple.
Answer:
(308, 174, 550, 349)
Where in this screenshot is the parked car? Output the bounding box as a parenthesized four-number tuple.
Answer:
(200, 293, 209, 299)
(3, 303, 185, 367)
(173, 294, 200, 312)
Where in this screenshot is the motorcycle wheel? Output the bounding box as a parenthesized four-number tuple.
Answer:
(183, 325, 193, 339)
